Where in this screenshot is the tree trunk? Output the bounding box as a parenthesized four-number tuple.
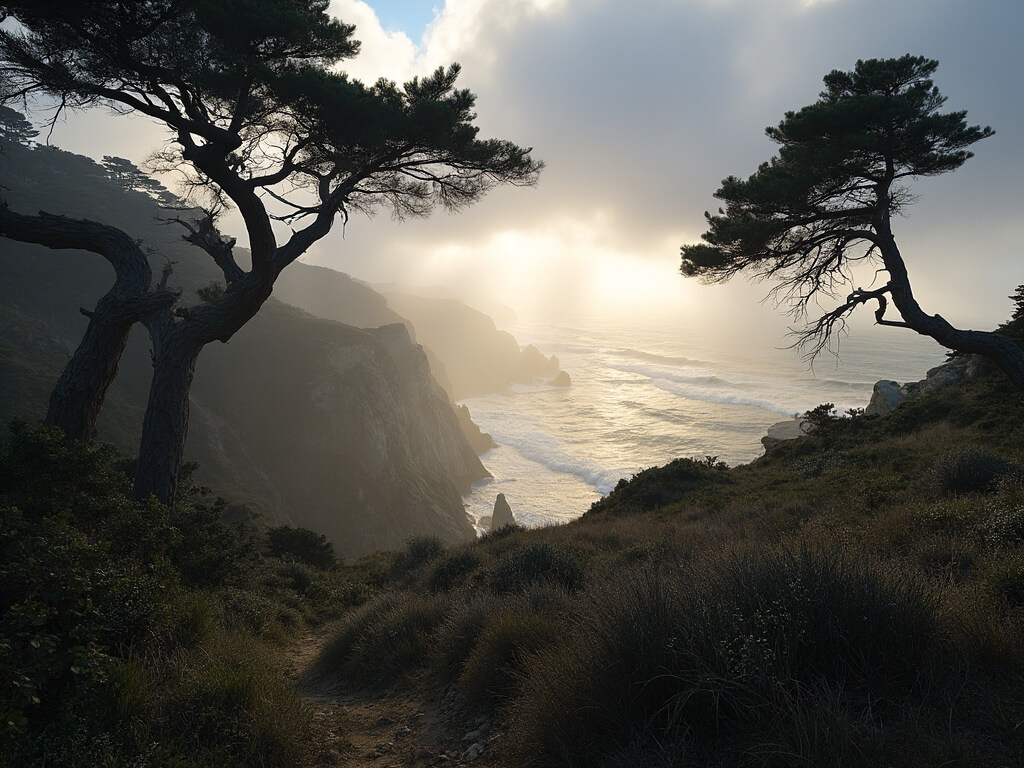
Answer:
(131, 272, 275, 506)
(879, 232, 1024, 390)
(45, 297, 137, 442)
(0, 209, 176, 443)
(132, 327, 202, 505)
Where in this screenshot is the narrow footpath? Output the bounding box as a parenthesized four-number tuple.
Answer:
(285, 633, 506, 768)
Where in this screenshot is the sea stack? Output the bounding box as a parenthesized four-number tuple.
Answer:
(491, 493, 516, 529)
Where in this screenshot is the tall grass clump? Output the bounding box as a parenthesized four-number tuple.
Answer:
(508, 542, 952, 766)
(316, 591, 449, 687)
(488, 541, 587, 593)
(932, 447, 1011, 496)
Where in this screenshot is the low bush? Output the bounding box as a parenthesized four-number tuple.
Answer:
(458, 597, 562, 708)
(933, 447, 1011, 496)
(266, 525, 336, 570)
(488, 541, 586, 593)
(508, 543, 952, 765)
(428, 548, 482, 592)
(317, 591, 449, 687)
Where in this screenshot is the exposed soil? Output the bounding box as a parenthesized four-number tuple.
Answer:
(286, 634, 507, 768)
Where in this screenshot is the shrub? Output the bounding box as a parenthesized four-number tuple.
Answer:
(488, 541, 586, 593)
(390, 535, 446, 578)
(458, 601, 559, 707)
(933, 447, 1011, 496)
(317, 592, 448, 687)
(428, 548, 482, 592)
(266, 525, 336, 570)
(509, 545, 947, 765)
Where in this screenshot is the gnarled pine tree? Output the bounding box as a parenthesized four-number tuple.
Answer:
(0, 0, 541, 503)
(680, 55, 1024, 388)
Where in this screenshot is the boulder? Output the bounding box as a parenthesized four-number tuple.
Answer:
(761, 418, 809, 450)
(865, 380, 907, 416)
(491, 493, 516, 529)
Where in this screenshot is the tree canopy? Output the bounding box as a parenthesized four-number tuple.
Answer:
(680, 55, 1024, 387)
(0, 0, 541, 503)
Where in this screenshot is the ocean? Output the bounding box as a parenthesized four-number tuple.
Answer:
(461, 316, 947, 528)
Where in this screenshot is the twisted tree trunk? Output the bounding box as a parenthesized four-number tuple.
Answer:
(875, 221, 1024, 390)
(0, 208, 176, 442)
(132, 270, 275, 505)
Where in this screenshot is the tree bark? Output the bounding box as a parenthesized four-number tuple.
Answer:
(877, 228, 1024, 389)
(132, 327, 201, 505)
(0, 208, 176, 442)
(131, 272, 275, 505)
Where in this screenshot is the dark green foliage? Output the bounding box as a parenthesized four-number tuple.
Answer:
(428, 548, 482, 592)
(458, 600, 559, 707)
(590, 456, 729, 515)
(390, 534, 446, 577)
(316, 592, 448, 687)
(0, 423, 349, 766)
(266, 525, 336, 569)
(100, 155, 174, 201)
(508, 546, 948, 766)
(488, 541, 586, 593)
(933, 447, 1011, 496)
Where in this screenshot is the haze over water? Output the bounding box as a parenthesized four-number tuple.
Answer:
(463, 316, 946, 528)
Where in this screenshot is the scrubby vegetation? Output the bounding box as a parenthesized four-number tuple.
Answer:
(0, 423, 378, 767)
(312, 364, 1024, 766)
(4, 354, 1024, 766)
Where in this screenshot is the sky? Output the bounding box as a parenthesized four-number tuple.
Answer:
(34, 0, 1024, 336)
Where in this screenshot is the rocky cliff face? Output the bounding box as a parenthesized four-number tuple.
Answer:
(187, 307, 486, 556)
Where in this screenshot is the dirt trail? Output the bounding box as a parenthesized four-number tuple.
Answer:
(285, 633, 506, 768)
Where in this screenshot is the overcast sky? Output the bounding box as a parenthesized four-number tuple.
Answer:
(41, 0, 1024, 334)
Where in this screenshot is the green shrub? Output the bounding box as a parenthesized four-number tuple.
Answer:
(488, 541, 586, 593)
(933, 447, 1011, 496)
(428, 548, 482, 592)
(162, 635, 313, 767)
(509, 545, 947, 765)
(266, 525, 336, 570)
(987, 558, 1024, 606)
(317, 592, 448, 687)
(458, 600, 560, 707)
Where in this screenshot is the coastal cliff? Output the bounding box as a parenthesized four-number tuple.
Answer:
(0, 140, 485, 555)
(187, 309, 485, 555)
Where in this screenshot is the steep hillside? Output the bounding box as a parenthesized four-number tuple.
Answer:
(0, 139, 484, 554)
(384, 292, 564, 399)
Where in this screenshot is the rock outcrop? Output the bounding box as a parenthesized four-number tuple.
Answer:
(490, 493, 516, 530)
(550, 370, 572, 387)
(455, 404, 497, 454)
(761, 418, 809, 450)
(865, 354, 994, 416)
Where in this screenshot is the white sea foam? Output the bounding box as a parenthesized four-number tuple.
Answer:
(462, 320, 946, 528)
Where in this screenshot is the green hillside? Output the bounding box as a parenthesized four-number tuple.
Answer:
(5, 349, 1022, 766)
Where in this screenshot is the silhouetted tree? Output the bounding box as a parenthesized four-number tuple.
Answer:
(680, 55, 1024, 388)
(100, 155, 174, 201)
(0, 0, 541, 504)
(0, 104, 37, 145)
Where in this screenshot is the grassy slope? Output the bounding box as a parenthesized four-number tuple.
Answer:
(6, 357, 1023, 767)
(316, 366, 1024, 767)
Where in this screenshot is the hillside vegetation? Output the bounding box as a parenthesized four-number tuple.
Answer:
(5, 354, 1023, 766)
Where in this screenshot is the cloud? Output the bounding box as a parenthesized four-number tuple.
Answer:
(21, 0, 1024, 328)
